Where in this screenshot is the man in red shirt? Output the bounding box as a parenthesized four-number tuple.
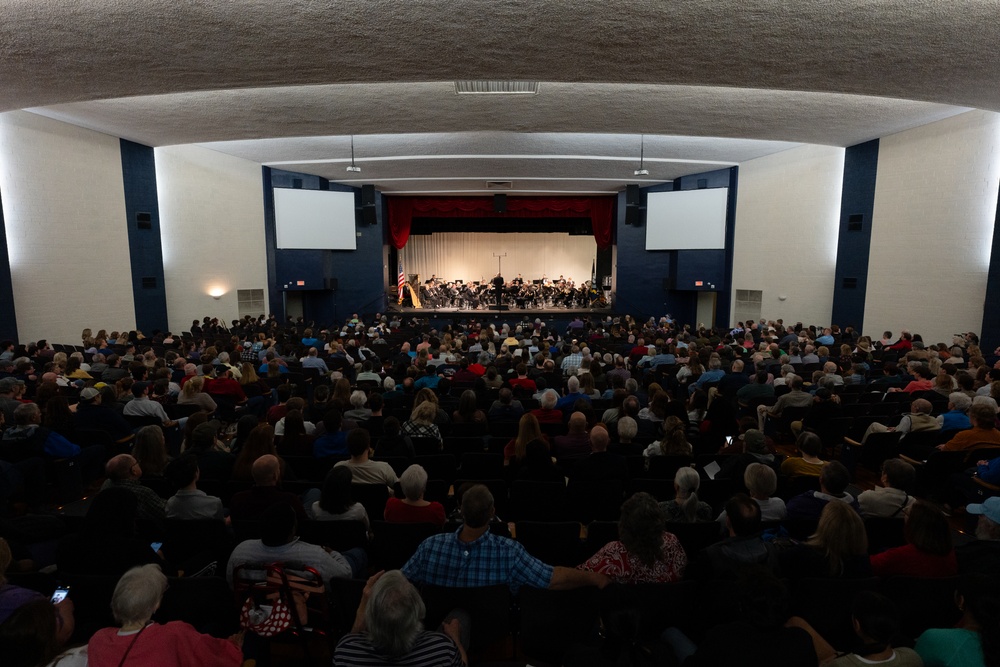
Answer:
(530, 389, 563, 424)
(508, 363, 537, 393)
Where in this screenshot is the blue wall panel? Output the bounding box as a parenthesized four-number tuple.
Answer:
(119, 139, 168, 333)
(831, 139, 879, 330)
(263, 168, 387, 327)
(0, 186, 17, 341)
(616, 167, 737, 328)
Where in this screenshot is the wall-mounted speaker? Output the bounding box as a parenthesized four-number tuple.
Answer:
(493, 194, 507, 214)
(626, 184, 640, 207)
(625, 205, 640, 227)
(361, 184, 376, 206)
(362, 206, 377, 225)
(324, 278, 338, 291)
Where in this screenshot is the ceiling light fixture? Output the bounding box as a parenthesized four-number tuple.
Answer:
(634, 135, 649, 176)
(346, 136, 362, 173)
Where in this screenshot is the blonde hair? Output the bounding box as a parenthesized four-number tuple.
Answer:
(808, 501, 868, 576)
(182, 375, 204, 398)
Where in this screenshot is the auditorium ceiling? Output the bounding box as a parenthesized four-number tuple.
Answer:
(3, 0, 987, 194)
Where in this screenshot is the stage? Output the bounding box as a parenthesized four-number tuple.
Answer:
(387, 305, 613, 320)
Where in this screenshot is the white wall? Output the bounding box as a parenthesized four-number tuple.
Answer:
(0, 111, 136, 345)
(155, 145, 268, 334)
(732, 144, 846, 327)
(865, 110, 1000, 346)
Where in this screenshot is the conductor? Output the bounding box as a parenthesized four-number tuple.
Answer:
(492, 273, 505, 309)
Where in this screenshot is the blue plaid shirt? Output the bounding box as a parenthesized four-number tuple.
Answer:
(402, 528, 553, 593)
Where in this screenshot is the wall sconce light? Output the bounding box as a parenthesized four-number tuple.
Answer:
(208, 288, 225, 300)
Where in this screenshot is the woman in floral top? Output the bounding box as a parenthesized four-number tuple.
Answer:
(578, 492, 687, 584)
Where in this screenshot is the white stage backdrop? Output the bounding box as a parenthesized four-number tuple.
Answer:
(400, 233, 596, 284)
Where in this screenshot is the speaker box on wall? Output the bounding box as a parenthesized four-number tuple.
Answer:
(324, 278, 338, 291)
(493, 194, 507, 213)
(361, 184, 376, 206)
(626, 184, 640, 207)
(362, 205, 377, 225)
(625, 205, 640, 227)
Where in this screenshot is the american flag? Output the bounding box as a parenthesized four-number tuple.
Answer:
(397, 261, 406, 301)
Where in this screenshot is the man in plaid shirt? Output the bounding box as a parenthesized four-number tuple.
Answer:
(402, 485, 609, 593)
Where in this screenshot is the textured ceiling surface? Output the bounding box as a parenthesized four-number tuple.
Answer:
(5, 0, 990, 194)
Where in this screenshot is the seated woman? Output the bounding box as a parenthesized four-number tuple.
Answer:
(779, 431, 827, 478)
(177, 376, 217, 415)
(915, 574, 999, 667)
(132, 425, 169, 478)
(88, 564, 243, 666)
(717, 463, 786, 524)
(643, 416, 691, 458)
(870, 500, 957, 578)
(503, 413, 543, 465)
(778, 500, 872, 580)
(0, 598, 83, 667)
(578, 491, 687, 584)
(400, 401, 443, 450)
(660, 467, 713, 523)
(513, 439, 564, 483)
(311, 466, 370, 530)
(384, 464, 446, 527)
(451, 389, 487, 426)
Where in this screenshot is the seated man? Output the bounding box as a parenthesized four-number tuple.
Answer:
(314, 409, 350, 458)
(937, 392, 973, 432)
(555, 376, 591, 414)
(856, 398, 940, 444)
(402, 484, 609, 593)
(552, 412, 592, 460)
(334, 429, 398, 491)
(703, 493, 779, 577)
(785, 461, 860, 520)
(858, 458, 916, 519)
(2, 401, 104, 489)
(226, 503, 365, 588)
(530, 389, 563, 424)
(228, 454, 306, 522)
(163, 454, 225, 521)
(756, 376, 813, 431)
(335, 570, 467, 666)
(123, 381, 180, 428)
(568, 425, 628, 484)
(72, 386, 134, 445)
(100, 454, 167, 521)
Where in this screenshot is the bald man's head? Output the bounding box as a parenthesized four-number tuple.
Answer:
(252, 454, 281, 486)
(590, 425, 610, 452)
(106, 454, 138, 482)
(568, 411, 587, 434)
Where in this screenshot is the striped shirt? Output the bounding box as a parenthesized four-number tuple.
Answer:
(402, 528, 553, 593)
(334, 631, 462, 666)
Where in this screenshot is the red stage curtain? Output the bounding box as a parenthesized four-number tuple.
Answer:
(386, 196, 615, 250)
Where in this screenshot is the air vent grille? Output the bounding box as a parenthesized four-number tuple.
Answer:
(455, 81, 539, 95)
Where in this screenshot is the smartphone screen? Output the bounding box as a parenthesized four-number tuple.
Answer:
(150, 541, 163, 552)
(725, 436, 733, 446)
(50, 587, 69, 604)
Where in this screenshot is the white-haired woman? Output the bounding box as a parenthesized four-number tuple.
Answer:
(659, 467, 712, 523)
(88, 564, 242, 666)
(335, 570, 466, 666)
(344, 390, 372, 422)
(384, 465, 446, 527)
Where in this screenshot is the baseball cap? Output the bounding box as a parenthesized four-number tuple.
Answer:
(79, 387, 100, 402)
(967, 497, 1000, 524)
(744, 429, 767, 454)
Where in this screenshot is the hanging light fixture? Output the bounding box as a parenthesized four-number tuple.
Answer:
(346, 135, 362, 173)
(634, 135, 649, 176)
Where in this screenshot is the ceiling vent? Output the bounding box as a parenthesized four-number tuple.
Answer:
(486, 181, 513, 189)
(455, 81, 539, 95)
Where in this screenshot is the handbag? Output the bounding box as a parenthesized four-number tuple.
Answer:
(238, 563, 325, 637)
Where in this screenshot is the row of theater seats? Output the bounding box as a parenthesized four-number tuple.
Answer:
(7, 559, 962, 665)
